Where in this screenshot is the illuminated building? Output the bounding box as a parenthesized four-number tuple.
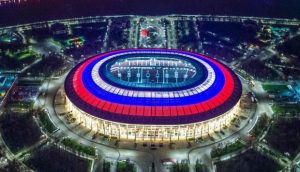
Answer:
(64, 49, 242, 141)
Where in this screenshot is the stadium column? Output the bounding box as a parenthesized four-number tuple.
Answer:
(169, 128, 171, 142)
(142, 126, 145, 141)
(200, 126, 203, 138)
(162, 127, 165, 141)
(126, 125, 129, 139)
(177, 126, 180, 141)
(213, 119, 217, 132)
(103, 122, 106, 135)
(81, 112, 84, 124)
(160, 128, 163, 141)
(193, 124, 196, 138)
(89, 117, 93, 130)
(118, 124, 121, 140)
(185, 127, 188, 140)
(154, 128, 156, 142)
(84, 113, 88, 128)
(134, 125, 137, 142)
(109, 123, 113, 137)
(97, 120, 100, 133)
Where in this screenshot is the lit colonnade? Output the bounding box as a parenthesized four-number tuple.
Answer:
(66, 99, 240, 141)
(64, 49, 242, 142)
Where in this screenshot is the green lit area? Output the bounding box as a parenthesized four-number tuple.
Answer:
(262, 84, 289, 93)
(0, 34, 15, 43)
(0, 32, 21, 44)
(4, 49, 37, 61)
(65, 37, 85, 48)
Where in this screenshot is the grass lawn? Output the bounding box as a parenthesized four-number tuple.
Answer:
(61, 138, 96, 156)
(117, 160, 136, 172)
(171, 162, 189, 172)
(5, 49, 37, 61)
(6, 101, 34, 109)
(272, 104, 300, 114)
(17, 50, 36, 60)
(38, 110, 57, 133)
(211, 140, 246, 158)
(262, 84, 288, 93)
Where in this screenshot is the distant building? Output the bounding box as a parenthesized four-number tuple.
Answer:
(51, 23, 68, 36)
(0, 74, 17, 110)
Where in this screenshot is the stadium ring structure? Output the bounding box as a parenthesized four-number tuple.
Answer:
(64, 49, 242, 142)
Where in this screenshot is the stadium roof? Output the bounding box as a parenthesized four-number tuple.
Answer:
(65, 49, 242, 125)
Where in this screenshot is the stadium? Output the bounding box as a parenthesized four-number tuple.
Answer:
(64, 49, 242, 142)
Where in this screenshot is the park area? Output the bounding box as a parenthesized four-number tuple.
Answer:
(26, 145, 92, 172)
(265, 117, 300, 158)
(215, 149, 282, 172)
(0, 49, 39, 71)
(242, 59, 281, 81)
(23, 54, 66, 77)
(0, 111, 42, 153)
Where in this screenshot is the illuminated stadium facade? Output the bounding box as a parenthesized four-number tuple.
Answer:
(64, 49, 242, 141)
